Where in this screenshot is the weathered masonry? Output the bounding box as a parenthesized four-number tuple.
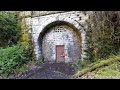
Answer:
(19, 11, 91, 63)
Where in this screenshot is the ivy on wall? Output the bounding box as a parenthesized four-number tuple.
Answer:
(18, 12, 35, 61)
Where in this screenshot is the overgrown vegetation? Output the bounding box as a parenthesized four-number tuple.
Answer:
(94, 62, 120, 79)
(73, 60, 91, 71)
(0, 11, 34, 78)
(74, 12, 120, 79)
(87, 11, 120, 60)
(0, 45, 29, 77)
(19, 12, 35, 63)
(74, 55, 120, 78)
(75, 11, 120, 72)
(0, 11, 21, 47)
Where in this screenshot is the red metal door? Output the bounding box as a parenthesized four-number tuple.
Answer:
(56, 45, 65, 63)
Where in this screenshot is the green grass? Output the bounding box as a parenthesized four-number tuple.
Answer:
(73, 55, 120, 78)
(94, 62, 120, 79)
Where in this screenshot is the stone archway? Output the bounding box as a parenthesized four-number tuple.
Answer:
(39, 21, 82, 63)
(31, 11, 87, 62)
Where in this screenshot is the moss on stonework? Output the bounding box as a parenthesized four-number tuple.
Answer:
(74, 55, 120, 78)
(94, 61, 120, 79)
(21, 33, 30, 46)
(20, 18, 30, 47)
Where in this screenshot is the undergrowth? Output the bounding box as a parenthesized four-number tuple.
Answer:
(74, 55, 120, 78)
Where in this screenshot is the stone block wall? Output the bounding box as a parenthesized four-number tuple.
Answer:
(19, 11, 91, 63)
(42, 25, 81, 63)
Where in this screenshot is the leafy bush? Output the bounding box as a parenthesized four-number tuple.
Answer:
(73, 60, 91, 71)
(0, 11, 21, 47)
(0, 45, 28, 76)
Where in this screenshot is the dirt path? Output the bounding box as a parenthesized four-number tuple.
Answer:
(18, 63, 75, 79)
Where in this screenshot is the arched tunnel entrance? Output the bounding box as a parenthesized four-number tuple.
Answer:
(38, 21, 82, 63)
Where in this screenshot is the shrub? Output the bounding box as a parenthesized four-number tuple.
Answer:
(0, 44, 28, 76)
(0, 11, 21, 47)
(73, 60, 91, 71)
